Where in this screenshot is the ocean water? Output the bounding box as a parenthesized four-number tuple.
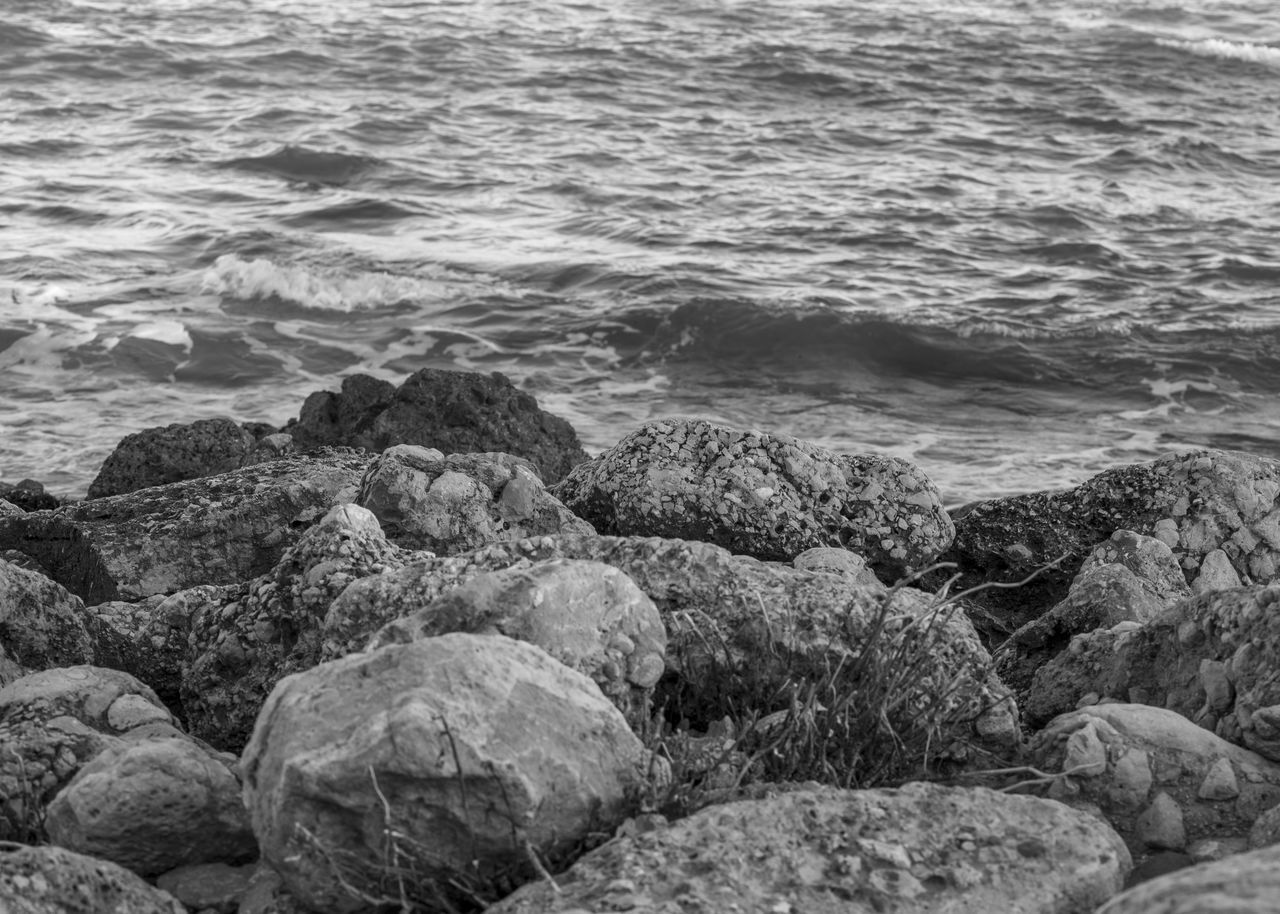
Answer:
(3, 0, 1279, 504)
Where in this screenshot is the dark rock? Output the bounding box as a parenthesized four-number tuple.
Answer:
(0, 479, 58, 512)
(87, 418, 260, 499)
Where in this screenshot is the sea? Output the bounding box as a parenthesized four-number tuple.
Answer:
(3, 0, 1279, 505)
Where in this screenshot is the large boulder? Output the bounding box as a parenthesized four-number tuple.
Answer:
(87, 417, 263, 499)
(0, 844, 184, 914)
(488, 781, 1130, 914)
(287, 368, 589, 483)
(0, 451, 369, 604)
(1095, 842, 1280, 914)
(0, 558, 94, 672)
(356, 445, 593, 552)
(551, 418, 953, 577)
(241, 633, 657, 914)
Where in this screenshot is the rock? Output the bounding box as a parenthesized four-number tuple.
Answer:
(487, 781, 1130, 914)
(1096, 843, 1280, 913)
(356, 444, 593, 552)
(287, 368, 589, 483)
(0, 451, 369, 604)
(367, 558, 666, 725)
(155, 861, 257, 914)
(236, 862, 311, 914)
(1248, 801, 1280, 848)
(943, 449, 1280, 641)
(0, 558, 94, 672)
(241, 633, 657, 914)
(551, 418, 953, 577)
(87, 417, 260, 499)
(0, 479, 58, 512)
(85, 594, 184, 713)
(0, 843, 185, 914)
(181, 503, 404, 752)
(45, 736, 256, 877)
(0, 499, 22, 518)
(1030, 704, 1280, 857)
(1193, 548, 1242, 595)
(793, 546, 884, 589)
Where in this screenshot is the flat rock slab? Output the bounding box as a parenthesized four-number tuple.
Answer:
(1096, 843, 1280, 914)
(488, 781, 1130, 914)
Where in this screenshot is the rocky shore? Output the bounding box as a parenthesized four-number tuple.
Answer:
(3, 367, 1280, 913)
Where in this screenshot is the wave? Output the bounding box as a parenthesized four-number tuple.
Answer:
(201, 254, 443, 313)
(1155, 38, 1280, 68)
(218, 144, 385, 186)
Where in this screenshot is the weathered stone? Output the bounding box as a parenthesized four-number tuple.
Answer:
(85, 594, 185, 713)
(1096, 843, 1280, 914)
(155, 861, 256, 914)
(0, 843, 184, 914)
(287, 368, 589, 483)
(552, 418, 953, 577)
(488, 782, 1130, 914)
(241, 633, 657, 914)
(357, 445, 593, 552)
(87, 417, 260, 499)
(0, 451, 369, 604)
(1193, 549, 1242, 595)
(793, 546, 884, 589)
(0, 558, 93, 672)
(0, 478, 58, 512)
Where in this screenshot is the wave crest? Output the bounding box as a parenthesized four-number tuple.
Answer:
(201, 254, 441, 313)
(1156, 38, 1280, 68)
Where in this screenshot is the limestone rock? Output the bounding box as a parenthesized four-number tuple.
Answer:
(241, 633, 656, 914)
(45, 737, 256, 877)
(287, 368, 589, 483)
(357, 444, 593, 552)
(0, 451, 369, 604)
(367, 558, 665, 723)
(1030, 704, 1280, 856)
(1096, 843, 1280, 914)
(0, 843, 185, 914)
(0, 558, 93, 672)
(155, 861, 257, 914)
(551, 418, 953, 576)
(488, 782, 1130, 914)
(182, 503, 404, 752)
(87, 417, 260, 499)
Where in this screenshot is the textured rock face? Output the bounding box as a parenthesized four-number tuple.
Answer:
(0, 451, 369, 604)
(1095, 843, 1280, 914)
(87, 417, 260, 499)
(0, 844, 185, 914)
(0, 558, 94, 672)
(45, 737, 256, 877)
(1024, 584, 1280, 755)
(1030, 704, 1280, 856)
(946, 449, 1280, 638)
(182, 503, 404, 752)
(551, 419, 953, 576)
(287, 368, 589, 483)
(368, 558, 665, 724)
(242, 634, 656, 914)
(488, 782, 1130, 914)
(87, 594, 186, 713)
(357, 445, 593, 552)
(0, 478, 58, 512)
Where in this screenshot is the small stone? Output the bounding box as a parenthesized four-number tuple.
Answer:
(1064, 721, 1108, 777)
(1197, 757, 1240, 800)
(1136, 792, 1187, 850)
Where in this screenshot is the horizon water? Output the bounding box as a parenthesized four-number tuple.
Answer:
(3, 0, 1279, 505)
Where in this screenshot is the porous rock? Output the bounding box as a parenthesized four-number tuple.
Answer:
(87, 417, 260, 499)
(487, 781, 1130, 914)
(241, 633, 656, 914)
(551, 418, 953, 577)
(0, 842, 185, 914)
(1095, 842, 1280, 914)
(0, 558, 93, 672)
(357, 444, 593, 552)
(287, 368, 589, 483)
(0, 451, 369, 604)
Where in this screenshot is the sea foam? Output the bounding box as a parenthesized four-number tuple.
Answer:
(1156, 38, 1280, 68)
(201, 253, 442, 313)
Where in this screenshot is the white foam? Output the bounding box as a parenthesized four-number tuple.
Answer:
(201, 253, 449, 313)
(1156, 38, 1280, 67)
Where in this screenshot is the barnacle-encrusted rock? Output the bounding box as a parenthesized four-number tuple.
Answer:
(181, 503, 404, 751)
(87, 417, 262, 499)
(487, 782, 1130, 914)
(0, 451, 369, 604)
(0, 558, 93, 673)
(0, 843, 185, 914)
(356, 444, 593, 552)
(551, 419, 952, 577)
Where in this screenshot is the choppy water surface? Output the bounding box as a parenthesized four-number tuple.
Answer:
(3, 0, 1279, 503)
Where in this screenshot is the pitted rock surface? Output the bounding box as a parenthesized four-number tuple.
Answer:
(1031, 704, 1280, 857)
(1096, 842, 1280, 914)
(287, 368, 589, 483)
(551, 418, 953, 576)
(87, 417, 260, 499)
(242, 633, 656, 914)
(181, 503, 404, 752)
(0, 843, 185, 914)
(356, 444, 593, 552)
(0, 451, 369, 604)
(0, 558, 93, 672)
(487, 782, 1130, 914)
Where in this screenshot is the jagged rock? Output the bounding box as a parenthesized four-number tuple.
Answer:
(367, 558, 665, 725)
(155, 861, 257, 914)
(87, 417, 261, 499)
(356, 444, 593, 552)
(287, 368, 589, 483)
(0, 451, 369, 604)
(0, 843, 185, 914)
(181, 503, 404, 752)
(488, 781, 1130, 914)
(996, 532, 1189, 696)
(0, 558, 94, 672)
(0, 500, 22, 519)
(1030, 704, 1280, 857)
(0, 479, 58, 512)
(1024, 584, 1280, 755)
(241, 633, 657, 914)
(1096, 842, 1280, 914)
(551, 418, 953, 577)
(944, 450, 1280, 641)
(85, 594, 183, 712)
(45, 737, 256, 877)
